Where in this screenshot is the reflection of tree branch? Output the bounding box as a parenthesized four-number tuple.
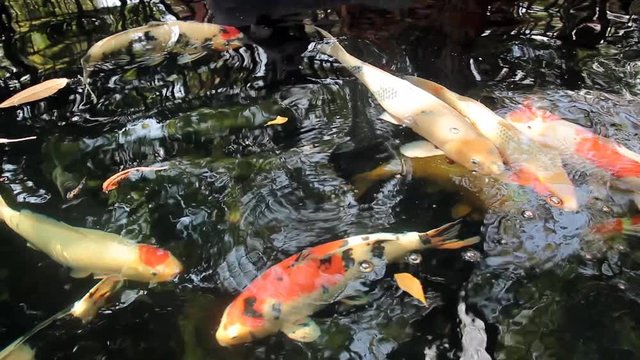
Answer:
(0, 2, 38, 82)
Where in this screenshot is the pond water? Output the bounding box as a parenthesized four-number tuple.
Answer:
(0, 0, 640, 359)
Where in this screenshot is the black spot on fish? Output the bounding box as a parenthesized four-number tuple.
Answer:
(271, 302, 282, 320)
(288, 250, 310, 268)
(319, 256, 332, 268)
(419, 233, 432, 245)
(321, 285, 330, 294)
(243, 296, 263, 319)
(361, 236, 370, 241)
(276, 276, 283, 281)
(342, 249, 355, 270)
(143, 31, 158, 42)
(372, 241, 386, 259)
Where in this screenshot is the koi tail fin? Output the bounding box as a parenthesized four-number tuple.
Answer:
(313, 26, 359, 69)
(0, 307, 69, 358)
(436, 236, 481, 250)
(419, 220, 481, 250)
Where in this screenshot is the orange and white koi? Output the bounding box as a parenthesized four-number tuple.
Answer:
(313, 26, 505, 176)
(404, 76, 578, 211)
(0, 195, 182, 282)
(215, 221, 479, 346)
(102, 166, 168, 192)
(506, 103, 640, 191)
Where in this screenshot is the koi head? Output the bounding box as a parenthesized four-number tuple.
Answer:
(216, 25, 245, 49)
(216, 294, 274, 346)
(506, 102, 558, 137)
(442, 138, 505, 176)
(130, 244, 183, 282)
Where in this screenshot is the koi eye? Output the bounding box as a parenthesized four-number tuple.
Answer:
(151, 271, 158, 277)
(406, 252, 422, 264)
(470, 158, 480, 165)
(358, 260, 373, 273)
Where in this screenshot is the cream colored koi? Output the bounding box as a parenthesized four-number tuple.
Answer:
(82, 21, 244, 100)
(314, 26, 505, 176)
(0, 195, 182, 282)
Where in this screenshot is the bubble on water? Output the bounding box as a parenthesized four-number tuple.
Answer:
(612, 279, 628, 290)
(461, 249, 483, 262)
(406, 252, 422, 264)
(521, 210, 534, 219)
(450, 127, 460, 134)
(546, 196, 562, 207)
(359, 260, 373, 273)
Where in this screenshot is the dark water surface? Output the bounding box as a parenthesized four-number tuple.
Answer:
(1, 0, 640, 359)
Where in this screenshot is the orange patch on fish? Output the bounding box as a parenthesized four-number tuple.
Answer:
(590, 218, 624, 235)
(138, 244, 171, 267)
(506, 167, 552, 196)
(575, 136, 640, 178)
(102, 166, 167, 192)
(221, 240, 348, 328)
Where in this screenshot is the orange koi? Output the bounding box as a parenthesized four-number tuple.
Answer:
(507, 103, 640, 184)
(102, 166, 168, 192)
(588, 215, 640, 238)
(215, 221, 480, 346)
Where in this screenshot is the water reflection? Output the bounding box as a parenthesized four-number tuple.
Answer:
(0, 0, 639, 359)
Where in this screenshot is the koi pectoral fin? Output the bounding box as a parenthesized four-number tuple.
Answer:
(400, 140, 445, 158)
(281, 318, 320, 342)
(378, 111, 403, 125)
(69, 268, 93, 278)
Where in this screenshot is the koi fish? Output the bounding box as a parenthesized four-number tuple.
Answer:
(313, 26, 505, 176)
(0, 195, 182, 282)
(102, 166, 168, 192)
(215, 221, 480, 346)
(0, 276, 123, 359)
(506, 103, 640, 191)
(588, 215, 640, 239)
(82, 21, 244, 100)
(403, 76, 578, 211)
(351, 141, 542, 216)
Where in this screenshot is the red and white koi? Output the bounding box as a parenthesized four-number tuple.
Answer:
(506, 103, 640, 191)
(0, 195, 182, 283)
(215, 221, 479, 346)
(404, 76, 578, 211)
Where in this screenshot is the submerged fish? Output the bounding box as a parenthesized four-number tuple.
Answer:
(351, 141, 531, 216)
(0, 276, 123, 359)
(313, 26, 505, 176)
(588, 215, 640, 239)
(215, 221, 479, 346)
(82, 21, 244, 100)
(506, 103, 640, 192)
(403, 76, 578, 211)
(0, 195, 182, 282)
